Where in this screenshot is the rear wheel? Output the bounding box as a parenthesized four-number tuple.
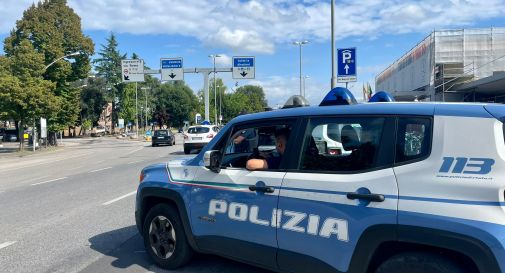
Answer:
(143, 204, 193, 269)
(374, 252, 467, 273)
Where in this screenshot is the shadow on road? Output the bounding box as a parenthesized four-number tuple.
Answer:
(87, 226, 273, 273)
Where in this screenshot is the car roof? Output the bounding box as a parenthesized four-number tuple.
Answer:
(228, 102, 499, 125)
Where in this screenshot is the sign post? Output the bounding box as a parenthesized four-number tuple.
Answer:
(161, 58, 184, 81)
(121, 59, 145, 83)
(337, 48, 357, 85)
(232, 56, 255, 79)
(40, 118, 47, 149)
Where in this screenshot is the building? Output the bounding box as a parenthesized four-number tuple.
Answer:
(375, 27, 505, 102)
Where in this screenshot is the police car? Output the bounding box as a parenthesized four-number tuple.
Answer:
(135, 87, 505, 273)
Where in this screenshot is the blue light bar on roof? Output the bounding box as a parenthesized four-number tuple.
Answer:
(319, 87, 357, 106)
(369, 91, 395, 102)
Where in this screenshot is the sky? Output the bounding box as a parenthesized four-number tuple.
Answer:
(0, 0, 504, 107)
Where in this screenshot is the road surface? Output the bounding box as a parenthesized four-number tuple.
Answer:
(0, 136, 271, 273)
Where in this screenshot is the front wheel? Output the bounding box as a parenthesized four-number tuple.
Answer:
(143, 204, 193, 269)
(374, 252, 467, 273)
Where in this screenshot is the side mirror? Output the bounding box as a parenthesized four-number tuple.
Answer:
(204, 150, 222, 173)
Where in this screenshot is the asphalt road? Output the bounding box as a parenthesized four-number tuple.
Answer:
(0, 136, 271, 273)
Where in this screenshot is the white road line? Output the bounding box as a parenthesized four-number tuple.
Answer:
(127, 160, 143, 165)
(31, 177, 68, 186)
(126, 147, 144, 155)
(102, 190, 137, 206)
(88, 167, 112, 173)
(0, 241, 16, 250)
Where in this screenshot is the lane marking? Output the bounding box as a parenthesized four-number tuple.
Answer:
(102, 190, 137, 206)
(127, 160, 144, 165)
(31, 177, 68, 186)
(89, 167, 112, 173)
(126, 147, 143, 155)
(0, 241, 16, 250)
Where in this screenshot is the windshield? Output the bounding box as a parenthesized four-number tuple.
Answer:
(188, 127, 210, 134)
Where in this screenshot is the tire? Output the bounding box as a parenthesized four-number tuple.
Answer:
(152, 143, 156, 147)
(184, 147, 190, 154)
(143, 204, 193, 269)
(374, 252, 466, 273)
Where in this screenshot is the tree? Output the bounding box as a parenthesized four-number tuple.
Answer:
(0, 39, 60, 149)
(153, 82, 199, 128)
(93, 33, 126, 132)
(80, 77, 106, 127)
(3, 0, 94, 143)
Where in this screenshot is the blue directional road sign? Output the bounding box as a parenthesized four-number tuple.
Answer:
(337, 48, 357, 83)
(232, 56, 255, 79)
(161, 58, 184, 81)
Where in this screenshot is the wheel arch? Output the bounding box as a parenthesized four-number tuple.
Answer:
(138, 187, 200, 252)
(347, 225, 501, 273)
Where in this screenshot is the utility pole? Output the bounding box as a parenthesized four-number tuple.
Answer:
(135, 82, 139, 138)
(209, 54, 221, 125)
(141, 87, 149, 130)
(293, 41, 309, 96)
(331, 0, 337, 88)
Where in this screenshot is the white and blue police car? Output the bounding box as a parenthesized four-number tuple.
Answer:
(136, 87, 505, 273)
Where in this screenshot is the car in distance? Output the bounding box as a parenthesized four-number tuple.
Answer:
(183, 125, 219, 154)
(152, 129, 175, 147)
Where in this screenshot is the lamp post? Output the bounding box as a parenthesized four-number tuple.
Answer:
(44, 52, 81, 70)
(293, 41, 309, 96)
(303, 75, 310, 97)
(141, 87, 150, 131)
(209, 54, 221, 125)
(42, 51, 81, 148)
(331, 0, 337, 89)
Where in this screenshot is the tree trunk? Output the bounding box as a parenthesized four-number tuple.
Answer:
(111, 100, 115, 134)
(17, 120, 24, 151)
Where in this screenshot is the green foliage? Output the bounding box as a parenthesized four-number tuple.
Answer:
(4, 0, 94, 85)
(2, 0, 94, 134)
(93, 33, 124, 88)
(153, 82, 199, 128)
(82, 119, 92, 130)
(80, 77, 106, 126)
(119, 84, 137, 123)
(0, 73, 59, 126)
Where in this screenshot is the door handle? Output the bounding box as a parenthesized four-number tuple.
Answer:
(249, 185, 275, 193)
(346, 192, 385, 202)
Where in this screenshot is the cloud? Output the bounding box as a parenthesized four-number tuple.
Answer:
(1, 0, 504, 54)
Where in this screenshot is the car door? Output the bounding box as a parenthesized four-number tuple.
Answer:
(190, 119, 299, 269)
(277, 116, 398, 273)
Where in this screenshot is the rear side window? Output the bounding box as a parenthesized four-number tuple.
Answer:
(301, 117, 387, 172)
(188, 127, 210, 134)
(395, 117, 432, 164)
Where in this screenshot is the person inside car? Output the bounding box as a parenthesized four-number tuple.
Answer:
(246, 128, 290, 170)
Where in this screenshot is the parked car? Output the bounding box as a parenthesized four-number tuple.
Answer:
(4, 129, 18, 142)
(92, 126, 106, 137)
(152, 130, 175, 147)
(183, 125, 219, 154)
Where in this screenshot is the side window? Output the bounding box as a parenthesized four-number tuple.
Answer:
(221, 124, 293, 169)
(396, 117, 432, 164)
(301, 117, 386, 172)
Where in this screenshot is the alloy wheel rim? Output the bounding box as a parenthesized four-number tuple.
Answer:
(148, 215, 176, 259)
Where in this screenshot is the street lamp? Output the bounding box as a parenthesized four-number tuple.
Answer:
(141, 87, 150, 131)
(303, 75, 310, 97)
(209, 54, 221, 125)
(293, 40, 309, 96)
(44, 51, 81, 70)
